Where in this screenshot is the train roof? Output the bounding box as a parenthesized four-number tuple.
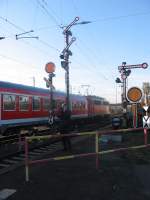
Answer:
(0, 81, 86, 101)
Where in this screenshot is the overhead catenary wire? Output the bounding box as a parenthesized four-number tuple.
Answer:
(0, 16, 24, 32)
(36, 0, 62, 28)
(0, 22, 55, 56)
(15, 38, 53, 56)
(0, 15, 61, 53)
(74, 37, 110, 80)
(0, 53, 37, 69)
(0, 15, 59, 69)
(90, 10, 150, 23)
(41, 0, 48, 6)
(0, 24, 15, 39)
(59, 7, 150, 83)
(75, 33, 116, 81)
(70, 0, 81, 17)
(38, 39, 61, 53)
(1, 8, 149, 58)
(74, 43, 109, 81)
(69, 3, 150, 79)
(59, 0, 64, 26)
(30, 0, 39, 29)
(33, 25, 59, 31)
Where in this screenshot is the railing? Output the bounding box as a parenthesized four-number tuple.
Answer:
(25, 127, 149, 182)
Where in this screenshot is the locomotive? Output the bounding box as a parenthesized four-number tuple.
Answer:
(0, 81, 110, 135)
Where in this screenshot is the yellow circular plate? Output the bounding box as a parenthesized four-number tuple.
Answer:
(127, 87, 142, 102)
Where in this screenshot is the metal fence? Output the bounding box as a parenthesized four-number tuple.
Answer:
(25, 127, 149, 182)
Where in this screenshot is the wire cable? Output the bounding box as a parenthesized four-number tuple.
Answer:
(0, 53, 36, 68)
(0, 15, 61, 53)
(91, 10, 150, 23)
(36, 0, 61, 28)
(75, 34, 116, 80)
(74, 43, 109, 81)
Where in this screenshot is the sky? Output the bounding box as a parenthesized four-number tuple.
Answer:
(0, 0, 150, 103)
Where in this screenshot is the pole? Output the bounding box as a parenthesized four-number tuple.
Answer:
(33, 77, 35, 87)
(116, 83, 117, 104)
(48, 73, 55, 124)
(144, 128, 148, 145)
(136, 103, 138, 127)
(124, 78, 127, 102)
(49, 73, 53, 111)
(132, 104, 137, 128)
(65, 31, 70, 112)
(61, 17, 79, 113)
(123, 78, 127, 104)
(118, 61, 148, 113)
(44, 62, 56, 125)
(95, 132, 99, 169)
(25, 137, 29, 182)
(122, 77, 127, 113)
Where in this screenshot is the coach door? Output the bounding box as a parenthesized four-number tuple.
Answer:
(88, 98, 94, 116)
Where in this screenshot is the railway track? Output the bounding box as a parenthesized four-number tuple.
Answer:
(0, 140, 63, 175)
(0, 123, 111, 175)
(0, 120, 110, 146)
(0, 132, 96, 175)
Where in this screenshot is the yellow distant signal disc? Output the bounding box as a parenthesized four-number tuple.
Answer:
(127, 87, 142, 102)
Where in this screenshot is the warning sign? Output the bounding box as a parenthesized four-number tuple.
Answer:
(143, 116, 150, 128)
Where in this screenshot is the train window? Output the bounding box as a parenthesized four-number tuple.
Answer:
(99, 101, 102, 105)
(19, 96, 29, 111)
(43, 98, 50, 111)
(94, 100, 101, 105)
(3, 94, 16, 111)
(104, 101, 108, 105)
(32, 96, 40, 111)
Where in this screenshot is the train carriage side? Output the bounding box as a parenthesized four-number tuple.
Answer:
(86, 95, 110, 122)
(0, 81, 88, 135)
(0, 81, 110, 135)
(0, 81, 52, 134)
(68, 94, 88, 128)
(70, 94, 88, 119)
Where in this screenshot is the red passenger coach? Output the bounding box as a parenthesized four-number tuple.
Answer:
(87, 96, 110, 116)
(0, 81, 110, 135)
(0, 81, 88, 135)
(0, 81, 49, 134)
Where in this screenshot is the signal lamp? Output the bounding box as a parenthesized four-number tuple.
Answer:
(115, 77, 122, 83)
(125, 70, 131, 76)
(61, 61, 67, 70)
(60, 54, 64, 59)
